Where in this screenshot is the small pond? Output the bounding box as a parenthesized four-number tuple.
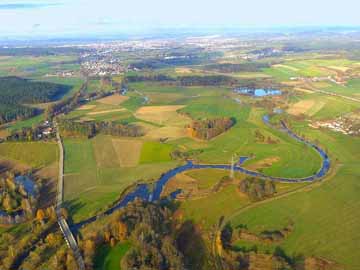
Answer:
(234, 88, 282, 97)
(15, 175, 38, 197)
(273, 108, 283, 114)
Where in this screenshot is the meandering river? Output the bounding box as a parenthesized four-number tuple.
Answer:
(74, 115, 330, 229)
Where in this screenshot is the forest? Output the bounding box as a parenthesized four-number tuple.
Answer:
(0, 77, 70, 124)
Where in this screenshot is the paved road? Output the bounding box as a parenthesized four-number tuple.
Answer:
(303, 80, 360, 103)
(55, 123, 85, 270)
(56, 124, 64, 210)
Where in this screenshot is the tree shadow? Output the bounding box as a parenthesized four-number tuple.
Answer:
(62, 199, 86, 225)
(176, 220, 207, 270)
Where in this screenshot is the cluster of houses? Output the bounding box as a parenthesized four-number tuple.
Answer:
(81, 59, 126, 76)
(37, 120, 55, 139)
(45, 70, 76, 78)
(310, 116, 360, 136)
(290, 75, 347, 85)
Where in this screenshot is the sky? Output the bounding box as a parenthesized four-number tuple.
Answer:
(0, 0, 359, 39)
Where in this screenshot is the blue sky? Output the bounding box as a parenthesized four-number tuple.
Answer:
(0, 0, 359, 38)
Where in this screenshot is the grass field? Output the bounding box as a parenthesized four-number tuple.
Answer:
(175, 103, 322, 178)
(6, 114, 45, 132)
(184, 169, 230, 190)
(65, 99, 134, 123)
(229, 123, 360, 269)
(0, 141, 58, 168)
(320, 80, 360, 99)
(112, 138, 143, 167)
(139, 141, 174, 164)
(264, 58, 356, 81)
(64, 138, 96, 174)
(135, 105, 189, 126)
(97, 94, 129, 105)
(179, 185, 249, 230)
(0, 55, 79, 78)
(63, 135, 180, 222)
(94, 242, 131, 270)
(289, 99, 327, 117)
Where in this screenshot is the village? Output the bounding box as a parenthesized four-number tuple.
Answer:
(310, 113, 360, 136)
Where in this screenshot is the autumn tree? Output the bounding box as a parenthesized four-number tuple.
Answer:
(36, 209, 46, 222)
(83, 239, 96, 269)
(118, 221, 128, 241)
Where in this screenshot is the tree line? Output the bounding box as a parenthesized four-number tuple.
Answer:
(203, 62, 270, 73)
(58, 119, 144, 138)
(124, 73, 238, 86)
(6, 126, 55, 142)
(44, 85, 111, 120)
(125, 74, 175, 83)
(128, 56, 203, 70)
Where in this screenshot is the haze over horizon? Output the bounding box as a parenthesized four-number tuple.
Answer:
(0, 0, 359, 39)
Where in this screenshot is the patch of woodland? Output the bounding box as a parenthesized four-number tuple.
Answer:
(254, 129, 280, 144)
(77, 199, 213, 270)
(238, 177, 276, 201)
(232, 222, 294, 244)
(0, 205, 59, 270)
(186, 117, 235, 140)
(170, 148, 204, 161)
(0, 172, 40, 224)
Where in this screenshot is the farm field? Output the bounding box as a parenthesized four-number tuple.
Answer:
(63, 135, 180, 222)
(0, 141, 58, 168)
(287, 92, 359, 120)
(0, 55, 79, 78)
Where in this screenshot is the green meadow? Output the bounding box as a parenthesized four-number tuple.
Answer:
(229, 123, 360, 269)
(94, 242, 131, 270)
(63, 135, 179, 222)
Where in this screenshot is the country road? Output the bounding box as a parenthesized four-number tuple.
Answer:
(55, 123, 85, 270)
